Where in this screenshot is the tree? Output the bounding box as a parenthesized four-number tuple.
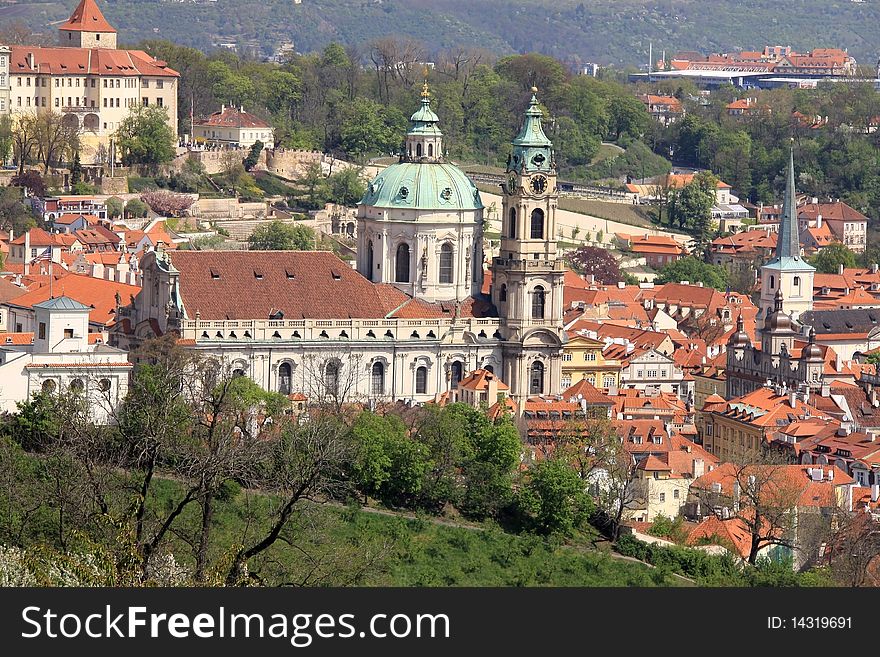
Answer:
(243, 140, 263, 171)
(115, 105, 176, 169)
(10, 170, 45, 198)
(140, 190, 194, 217)
(298, 162, 329, 210)
(0, 186, 35, 235)
(655, 256, 729, 291)
(33, 111, 79, 173)
(825, 509, 880, 586)
(567, 246, 624, 283)
(331, 96, 405, 159)
(106, 197, 124, 220)
(70, 151, 83, 186)
(248, 220, 315, 250)
(124, 198, 149, 219)
(517, 458, 594, 535)
(668, 172, 717, 251)
(327, 167, 366, 207)
(0, 115, 13, 165)
(11, 113, 38, 175)
(809, 242, 857, 274)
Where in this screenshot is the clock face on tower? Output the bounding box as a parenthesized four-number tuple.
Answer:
(529, 175, 548, 195)
(507, 173, 518, 195)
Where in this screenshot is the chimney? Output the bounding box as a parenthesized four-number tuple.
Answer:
(693, 458, 704, 478)
(872, 263, 880, 275)
(788, 390, 797, 408)
(826, 469, 834, 482)
(872, 484, 879, 503)
(816, 213, 822, 228)
(27, 52, 34, 70)
(221, 103, 225, 113)
(812, 197, 818, 204)
(617, 281, 625, 289)
(23, 229, 30, 276)
(697, 281, 704, 287)
(839, 263, 844, 275)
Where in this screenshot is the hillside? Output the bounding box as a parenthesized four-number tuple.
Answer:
(5, 0, 880, 68)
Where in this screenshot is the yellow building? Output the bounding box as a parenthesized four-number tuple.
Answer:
(561, 333, 622, 391)
(3, 0, 179, 163)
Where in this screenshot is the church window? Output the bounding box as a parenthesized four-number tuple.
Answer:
(395, 243, 410, 283)
(70, 378, 84, 394)
(770, 275, 775, 289)
(325, 361, 339, 396)
(38, 322, 46, 340)
(532, 286, 546, 319)
(484, 365, 494, 374)
(415, 366, 428, 394)
(279, 362, 292, 395)
(428, 143, 433, 157)
(530, 361, 545, 395)
(371, 361, 385, 396)
(416, 143, 422, 157)
(42, 379, 57, 394)
(439, 244, 454, 283)
(508, 208, 517, 238)
(530, 209, 545, 239)
(499, 284, 507, 302)
(450, 361, 463, 389)
(366, 240, 374, 279)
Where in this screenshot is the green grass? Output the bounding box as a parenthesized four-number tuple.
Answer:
(590, 142, 625, 166)
(145, 478, 683, 587)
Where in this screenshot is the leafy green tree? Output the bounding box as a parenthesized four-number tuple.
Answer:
(106, 197, 124, 220)
(809, 242, 857, 273)
(517, 458, 594, 535)
(248, 220, 315, 250)
(607, 94, 649, 140)
(327, 167, 366, 207)
(668, 171, 718, 251)
(656, 256, 729, 291)
(0, 115, 12, 164)
(115, 106, 176, 168)
(332, 97, 405, 159)
(298, 162, 329, 210)
(70, 151, 82, 186)
(124, 198, 149, 219)
(0, 185, 36, 235)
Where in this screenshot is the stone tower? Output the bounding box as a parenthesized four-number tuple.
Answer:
(491, 88, 566, 404)
(58, 0, 118, 49)
(759, 149, 814, 326)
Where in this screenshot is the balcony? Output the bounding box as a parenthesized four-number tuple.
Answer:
(492, 256, 566, 271)
(61, 105, 99, 114)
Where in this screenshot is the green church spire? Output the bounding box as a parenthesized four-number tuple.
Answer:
(509, 87, 553, 173)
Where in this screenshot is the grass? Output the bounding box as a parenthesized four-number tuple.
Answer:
(144, 478, 683, 587)
(590, 142, 625, 165)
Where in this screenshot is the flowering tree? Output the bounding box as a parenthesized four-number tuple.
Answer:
(140, 189, 194, 217)
(567, 245, 625, 284)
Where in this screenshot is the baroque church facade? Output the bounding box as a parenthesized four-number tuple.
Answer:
(116, 88, 566, 406)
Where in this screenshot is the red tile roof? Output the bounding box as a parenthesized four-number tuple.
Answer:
(197, 106, 271, 129)
(168, 251, 412, 320)
(59, 0, 116, 32)
(10, 46, 179, 78)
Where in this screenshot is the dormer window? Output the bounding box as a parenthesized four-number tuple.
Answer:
(210, 269, 220, 280)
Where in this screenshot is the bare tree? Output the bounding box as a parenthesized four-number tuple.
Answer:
(12, 113, 38, 175)
(34, 110, 79, 173)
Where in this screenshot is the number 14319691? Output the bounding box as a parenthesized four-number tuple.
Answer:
(768, 617, 852, 629)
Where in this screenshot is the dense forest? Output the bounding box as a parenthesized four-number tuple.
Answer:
(4, 0, 880, 68)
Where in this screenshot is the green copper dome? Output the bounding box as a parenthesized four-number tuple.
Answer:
(509, 88, 554, 174)
(408, 97, 441, 135)
(360, 162, 484, 211)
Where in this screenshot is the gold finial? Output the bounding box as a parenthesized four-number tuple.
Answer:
(531, 86, 538, 93)
(422, 65, 430, 99)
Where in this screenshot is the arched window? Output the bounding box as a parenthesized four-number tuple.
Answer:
(70, 378, 84, 394)
(499, 283, 507, 302)
(484, 364, 494, 374)
(508, 208, 517, 239)
(428, 143, 433, 157)
(770, 275, 775, 289)
(279, 362, 292, 395)
(532, 286, 546, 319)
(232, 369, 246, 378)
(416, 143, 422, 157)
(450, 361, 463, 389)
(530, 208, 544, 239)
(415, 366, 428, 394)
(371, 361, 384, 396)
(530, 361, 545, 395)
(439, 243, 454, 284)
(325, 361, 339, 396)
(366, 240, 374, 280)
(42, 379, 57, 394)
(395, 243, 410, 283)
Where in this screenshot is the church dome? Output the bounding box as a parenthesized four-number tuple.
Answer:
(360, 161, 483, 211)
(727, 314, 751, 348)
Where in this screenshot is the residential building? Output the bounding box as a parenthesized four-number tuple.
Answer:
(797, 201, 868, 253)
(193, 105, 275, 149)
(0, 45, 9, 119)
(637, 94, 683, 126)
(620, 347, 691, 399)
(2, 0, 179, 163)
(560, 331, 622, 390)
(455, 368, 509, 408)
(37, 195, 107, 223)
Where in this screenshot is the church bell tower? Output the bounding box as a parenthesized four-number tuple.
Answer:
(491, 88, 566, 405)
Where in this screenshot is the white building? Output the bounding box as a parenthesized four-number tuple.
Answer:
(0, 296, 131, 420)
(192, 105, 274, 149)
(116, 87, 567, 406)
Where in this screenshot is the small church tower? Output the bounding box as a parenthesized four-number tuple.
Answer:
(58, 0, 118, 49)
(759, 149, 814, 326)
(491, 88, 566, 403)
